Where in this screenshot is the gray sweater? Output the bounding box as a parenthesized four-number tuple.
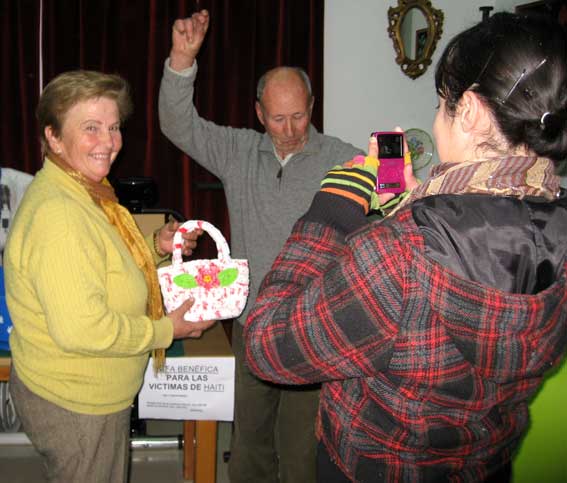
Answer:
(159, 62, 362, 324)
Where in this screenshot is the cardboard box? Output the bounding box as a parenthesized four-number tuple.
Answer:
(138, 323, 235, 421)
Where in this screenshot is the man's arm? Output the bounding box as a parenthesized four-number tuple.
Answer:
(159, 9, 254, 180)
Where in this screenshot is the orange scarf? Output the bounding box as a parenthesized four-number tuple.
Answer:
(48, 156, 166, 370)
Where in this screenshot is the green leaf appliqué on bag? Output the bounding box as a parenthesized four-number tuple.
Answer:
(173, 274, 199, 289)
(218, 268, 238, 287)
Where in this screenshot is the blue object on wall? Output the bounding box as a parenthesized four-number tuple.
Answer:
(0, 267, 12, 351)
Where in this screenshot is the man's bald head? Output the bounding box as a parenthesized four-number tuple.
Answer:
(256, 67, 312, 105)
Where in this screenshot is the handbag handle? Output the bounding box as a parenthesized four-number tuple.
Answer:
(171, 220, 231, 267)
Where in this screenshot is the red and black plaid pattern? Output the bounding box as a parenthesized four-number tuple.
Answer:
(245, 207, 567, 482)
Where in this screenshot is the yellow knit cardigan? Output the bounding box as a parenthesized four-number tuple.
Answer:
(4, 160, 173, 415)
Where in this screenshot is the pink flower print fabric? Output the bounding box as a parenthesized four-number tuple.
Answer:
(157, 220, 249, 322)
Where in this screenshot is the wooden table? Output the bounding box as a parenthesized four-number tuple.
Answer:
(0, 356, 9, 381)
(0, 322, 233, 483)
(183, 419, 218, 482)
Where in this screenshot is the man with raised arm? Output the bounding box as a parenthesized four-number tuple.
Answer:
(159, 10, 362, 483)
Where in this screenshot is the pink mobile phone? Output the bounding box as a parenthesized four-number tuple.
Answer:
(371, 131, 405, 194)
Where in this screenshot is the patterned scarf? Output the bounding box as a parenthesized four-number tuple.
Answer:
(390, 156, 560, 216)
(47, 156, 166, 370)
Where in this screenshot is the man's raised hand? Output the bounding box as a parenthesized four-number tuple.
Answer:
(170, 9, 210, 71)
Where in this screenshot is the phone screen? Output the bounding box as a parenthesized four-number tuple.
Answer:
(377, 133, 403, 159)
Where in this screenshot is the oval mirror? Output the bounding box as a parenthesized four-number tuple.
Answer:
(387, 0, 444, 79)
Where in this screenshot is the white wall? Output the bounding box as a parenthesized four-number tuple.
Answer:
(323, 0, 520, 170)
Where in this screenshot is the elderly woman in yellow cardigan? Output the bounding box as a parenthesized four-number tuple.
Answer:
(4, 70, 215, 483)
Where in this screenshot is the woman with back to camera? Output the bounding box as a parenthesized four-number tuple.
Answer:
(245, 13, 567, 482)
(4, 70, 214, 483)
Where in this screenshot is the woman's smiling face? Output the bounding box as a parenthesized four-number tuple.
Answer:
(46, 96, 122, 182)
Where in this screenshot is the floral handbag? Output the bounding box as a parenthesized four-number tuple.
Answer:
(157, 220, 249, 322)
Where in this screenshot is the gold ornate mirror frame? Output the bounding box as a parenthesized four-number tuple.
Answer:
(387, 0, 444, 79)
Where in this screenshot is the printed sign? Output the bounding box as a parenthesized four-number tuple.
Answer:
(138, 356, 235, 421)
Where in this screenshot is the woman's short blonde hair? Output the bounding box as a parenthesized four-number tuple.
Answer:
(36, 70, 133, 154)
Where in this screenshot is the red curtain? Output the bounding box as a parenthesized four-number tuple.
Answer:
(1, 0, 41, 175)
(1, 0, 324, 242)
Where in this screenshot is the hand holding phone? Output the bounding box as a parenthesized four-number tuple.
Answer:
(371, 131, 405, 194)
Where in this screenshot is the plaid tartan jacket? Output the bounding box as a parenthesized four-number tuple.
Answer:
(245, 192, 567, 482)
